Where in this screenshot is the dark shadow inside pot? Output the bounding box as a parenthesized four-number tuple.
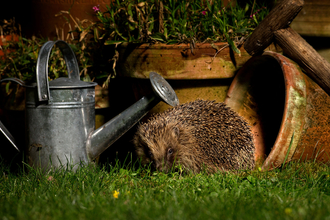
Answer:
(225, 56, 286, 163)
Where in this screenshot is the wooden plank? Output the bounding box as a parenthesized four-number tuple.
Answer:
(291, 1, 330, 36)
(274, 27, 330, 96)
(291, 21, 330, 37)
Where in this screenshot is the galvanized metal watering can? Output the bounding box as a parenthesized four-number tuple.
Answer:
(0, 40, 179, 171)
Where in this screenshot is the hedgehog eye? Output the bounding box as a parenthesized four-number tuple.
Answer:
(168, 148, 173, 155)
(148, 151, 153, 158)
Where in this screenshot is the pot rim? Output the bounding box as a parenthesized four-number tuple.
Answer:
(118, 41, 231, 50)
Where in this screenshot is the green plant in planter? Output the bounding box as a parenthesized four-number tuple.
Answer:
(94, 0, 270, 52)
(0, 16, 113, 89)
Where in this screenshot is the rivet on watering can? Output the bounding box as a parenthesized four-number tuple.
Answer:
(42, 94, 48, 99)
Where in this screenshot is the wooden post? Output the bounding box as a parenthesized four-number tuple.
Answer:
(244, 0, 304, 56)
(274, 27, 330, 95)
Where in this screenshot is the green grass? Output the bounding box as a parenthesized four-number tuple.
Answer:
(1, 159, 330, 220)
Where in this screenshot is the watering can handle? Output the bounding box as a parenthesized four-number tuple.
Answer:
(36, 40, 80, 102)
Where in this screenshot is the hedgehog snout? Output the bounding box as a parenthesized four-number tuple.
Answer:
(155, 162, 167, 173)
(153, 155, 174, 173)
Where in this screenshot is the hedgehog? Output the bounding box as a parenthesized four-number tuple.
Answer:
(133, 99, 255, 173)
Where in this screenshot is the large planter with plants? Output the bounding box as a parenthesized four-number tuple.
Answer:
(116, 42, 281, 113)
(94, 0, 275, 113)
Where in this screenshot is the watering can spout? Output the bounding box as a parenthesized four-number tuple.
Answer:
(87, 72, 179, 160)
(0, 78, 25, 153)
(0, 120, 20, 152)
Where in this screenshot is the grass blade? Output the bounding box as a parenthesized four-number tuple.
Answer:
(281, 131, 294, 170)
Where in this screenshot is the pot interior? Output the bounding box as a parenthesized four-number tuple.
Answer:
(225, 55, 286, 164)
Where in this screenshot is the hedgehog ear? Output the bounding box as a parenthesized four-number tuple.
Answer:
(173, 126, 180, 137)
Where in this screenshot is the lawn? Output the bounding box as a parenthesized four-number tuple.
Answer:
(1, 158, 330, 220)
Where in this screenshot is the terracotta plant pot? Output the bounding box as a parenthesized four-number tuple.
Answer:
(225, 51, 330, 170)
(0, 34, 19, 58)
(118, 42, 249, 79)
(117, 42, 281, 113)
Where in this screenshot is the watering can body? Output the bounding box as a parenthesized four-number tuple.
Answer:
(0, 40, 179, 171)
(25, 79, 96, 170)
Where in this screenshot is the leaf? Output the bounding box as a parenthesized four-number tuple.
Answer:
(226, 35, 241, 55)
(94, 28, 99, 42)
(253, 14, 258, 25)
(234, 28, 248, 33)
(82, 73, 92, 82)
(69, 44, 79, 51)
(244, 3, 250, 13)
(104, 40, 125, 45)
(210, 192, 218, 197)
(95, 73, 109, 79)
(5, 81, 11, 94)
(127, 3, 134, 17)
(21, 60, 30, 65)
(166, 40, 179, 45)
(150, 37, 165, 42)
(247, 175, 256, 184)
(98, 33, 106, 40)
(211, 43, 219, 51)
(150, 33, 166, 42)
(137, 2, 145, 8)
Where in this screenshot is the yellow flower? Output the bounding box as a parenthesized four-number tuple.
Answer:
(285, 208, 292, 215)
(113, 190, 120, 199)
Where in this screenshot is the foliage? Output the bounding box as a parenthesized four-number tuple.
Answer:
(0, 18, 18, 36)
(1, 158, 330, 220)
(0, 17, 113, 86)
(95, 0, 270, 49)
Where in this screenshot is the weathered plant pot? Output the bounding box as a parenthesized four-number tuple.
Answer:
(0, 34, 19, 58)
(225, 51, 330, 170)
(117, 42, 252, 79)
(117, 42, 281, 113)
